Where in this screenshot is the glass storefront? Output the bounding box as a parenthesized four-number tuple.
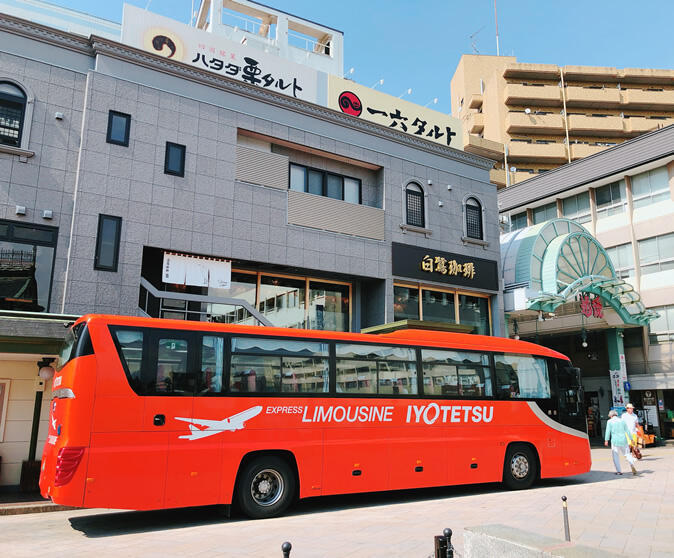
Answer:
(394, 283, 491, 334)
(141, 248, 351, 331)
(0, 219, 57, 312)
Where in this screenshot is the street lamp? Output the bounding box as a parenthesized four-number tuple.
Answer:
(344, 67, 354, 78)
(398, 88, 412, 99)
(371, 78, 384, 89)
(424, 97, 438, 107)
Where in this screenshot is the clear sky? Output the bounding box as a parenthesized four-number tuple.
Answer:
(43, 0, 674, 115)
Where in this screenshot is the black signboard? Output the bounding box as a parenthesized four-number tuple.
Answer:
(392, 242, 499, 291)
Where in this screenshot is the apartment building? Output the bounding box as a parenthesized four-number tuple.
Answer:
(452, 55, 674, 187)
(499, 125, 674, 440)
(0, 2, 501, 487)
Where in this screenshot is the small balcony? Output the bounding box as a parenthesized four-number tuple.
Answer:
(468, 94, 483, 109)
(623, 117, 664, 136)
(507, 141, 568, 163)
(504, 83, 561, 106)
(287, 190, 385, 240)
(569, 143, 605, 160)
(468, 112, 484, 134)
(567, 114, 623, 137)
(489, 168, 507, 188)
(505, 112, 564, 134)
(565, 86, 621, 108)
(622, 88, 674, 110)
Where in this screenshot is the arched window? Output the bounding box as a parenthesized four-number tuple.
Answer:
(465, 197, 483, 240)
(0, 82, 27, 148)
(405, 183, 425, 228)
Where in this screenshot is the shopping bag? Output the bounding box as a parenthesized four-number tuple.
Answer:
(630, 445, 642, 460)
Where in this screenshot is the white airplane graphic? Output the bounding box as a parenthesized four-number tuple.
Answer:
(175, 405, 263, 440)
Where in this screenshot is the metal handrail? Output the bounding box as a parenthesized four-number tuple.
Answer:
(139, 277, 273, 326)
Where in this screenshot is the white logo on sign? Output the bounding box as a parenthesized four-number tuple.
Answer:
(175, 406, 262, 440)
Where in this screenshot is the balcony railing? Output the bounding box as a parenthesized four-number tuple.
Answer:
(505, 112, 564, 134)
(504, 83, 561, 106)
(507, 141, 568, 163)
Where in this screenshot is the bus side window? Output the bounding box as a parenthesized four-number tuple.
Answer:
(421, 349, 491, 397)
(199, 335, 224, 394)
(111, 328, 145, 393)
(335, 343, 417, 395)
(494, 354, 550, 399)
(155, 337, 191, 394)
(230, 336, 329, 394)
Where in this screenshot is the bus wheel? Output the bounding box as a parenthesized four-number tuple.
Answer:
(236, 456, 295, 519)
(503, 444, 538, 490)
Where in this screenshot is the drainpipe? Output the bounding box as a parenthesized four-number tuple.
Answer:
(504, 144, 511, 188)
(560, 68, 572, 163)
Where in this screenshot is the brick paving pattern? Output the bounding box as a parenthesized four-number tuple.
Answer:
(0, 444, 672, 557)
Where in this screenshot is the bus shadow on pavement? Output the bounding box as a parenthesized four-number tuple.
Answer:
(69, 506, 241, 537)
(68, 473, 612, 536)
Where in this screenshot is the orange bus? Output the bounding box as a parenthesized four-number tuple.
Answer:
(40, 314, 590, 518)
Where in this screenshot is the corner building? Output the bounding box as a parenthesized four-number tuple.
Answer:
(0, 5, 502, 486)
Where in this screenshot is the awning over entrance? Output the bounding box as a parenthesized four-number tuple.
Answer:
(501, 219, 657, 326)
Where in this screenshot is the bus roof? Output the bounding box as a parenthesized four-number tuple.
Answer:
(79, 314, 570, 361)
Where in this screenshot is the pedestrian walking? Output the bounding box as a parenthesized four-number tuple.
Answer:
(622, 402, 639, 447)
(605, 409, 637, 475)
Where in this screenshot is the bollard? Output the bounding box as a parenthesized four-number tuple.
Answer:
(434, 528, 453, 558)
(443, 528, 454, 558)
(281, 541, 292, 558)
(561, 496, 571, 542)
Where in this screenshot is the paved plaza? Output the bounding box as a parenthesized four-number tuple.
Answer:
(1, 444, 672, 557)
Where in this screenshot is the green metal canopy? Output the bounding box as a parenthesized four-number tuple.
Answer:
(501, 218, 657, 326)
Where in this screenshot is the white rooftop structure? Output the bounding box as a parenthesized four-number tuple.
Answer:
(196, 0, 343, 76)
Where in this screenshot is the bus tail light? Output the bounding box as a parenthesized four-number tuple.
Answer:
(54, 447, 85, 487)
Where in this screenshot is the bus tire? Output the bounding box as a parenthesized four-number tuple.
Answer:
(236, 455, 295, 519)
(503, 444, 538, 490)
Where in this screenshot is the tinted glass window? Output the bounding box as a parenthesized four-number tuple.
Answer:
(289, 164, 305, 191)
(336, 343, 417, 395)
(106, 111, 130, 146)
(326, 174, 342, 199)
(406, 184, 425, 227)
(421, 349, 492, 397)
(165, 142, 186, 177)
(230, 337, 329, 394)
(112, 328, 144, 390)
(394, 285, 420, 321)
(155, 337, 191, 393)
(494, 354, 550, 399)
(199, 335, 224, 393)
(307, 169, 323, 195)
(343, 177, 360, 204)
(56, 323, 84, 371)
(94, 215, 121, 271)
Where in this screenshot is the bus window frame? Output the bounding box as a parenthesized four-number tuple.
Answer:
(491, 351, 553, 401)
(106, 324, 567, 403)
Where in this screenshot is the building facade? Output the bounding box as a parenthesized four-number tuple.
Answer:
(451, 55, 674, 187)
(499, 125, 674, 440)
(0, 6, 501, 486)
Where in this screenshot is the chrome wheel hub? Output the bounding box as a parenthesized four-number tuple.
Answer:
(251, 469, 284, 507)
(511, 454, 530, 479)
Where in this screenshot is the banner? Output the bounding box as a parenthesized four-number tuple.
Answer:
(328, 76, 463, 150)
(162, 253, 231, 289)
(121, 4, 319, 104)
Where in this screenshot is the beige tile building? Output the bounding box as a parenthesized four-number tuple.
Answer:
(451, 55, 674, 188)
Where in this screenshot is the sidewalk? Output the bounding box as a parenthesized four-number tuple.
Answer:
(0, 490, 69, 515)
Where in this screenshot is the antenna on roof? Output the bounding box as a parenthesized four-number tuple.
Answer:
(494, 0, 500, 56)
(469, 26, 485, 55)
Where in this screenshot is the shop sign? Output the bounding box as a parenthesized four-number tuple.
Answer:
(121, 4, 319, 103)
(643, 390, 656, 406)
(328, 76, 463, 150)
(609, 353, 628, 407)
(578, 292, 603, 318)
(392, 243, 498, 291)
(163, 252, 231, 289)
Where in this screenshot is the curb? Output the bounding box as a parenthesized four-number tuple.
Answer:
(0, 503, 76, 516)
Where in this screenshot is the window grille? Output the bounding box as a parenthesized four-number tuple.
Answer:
(406, 185, 425, 227)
